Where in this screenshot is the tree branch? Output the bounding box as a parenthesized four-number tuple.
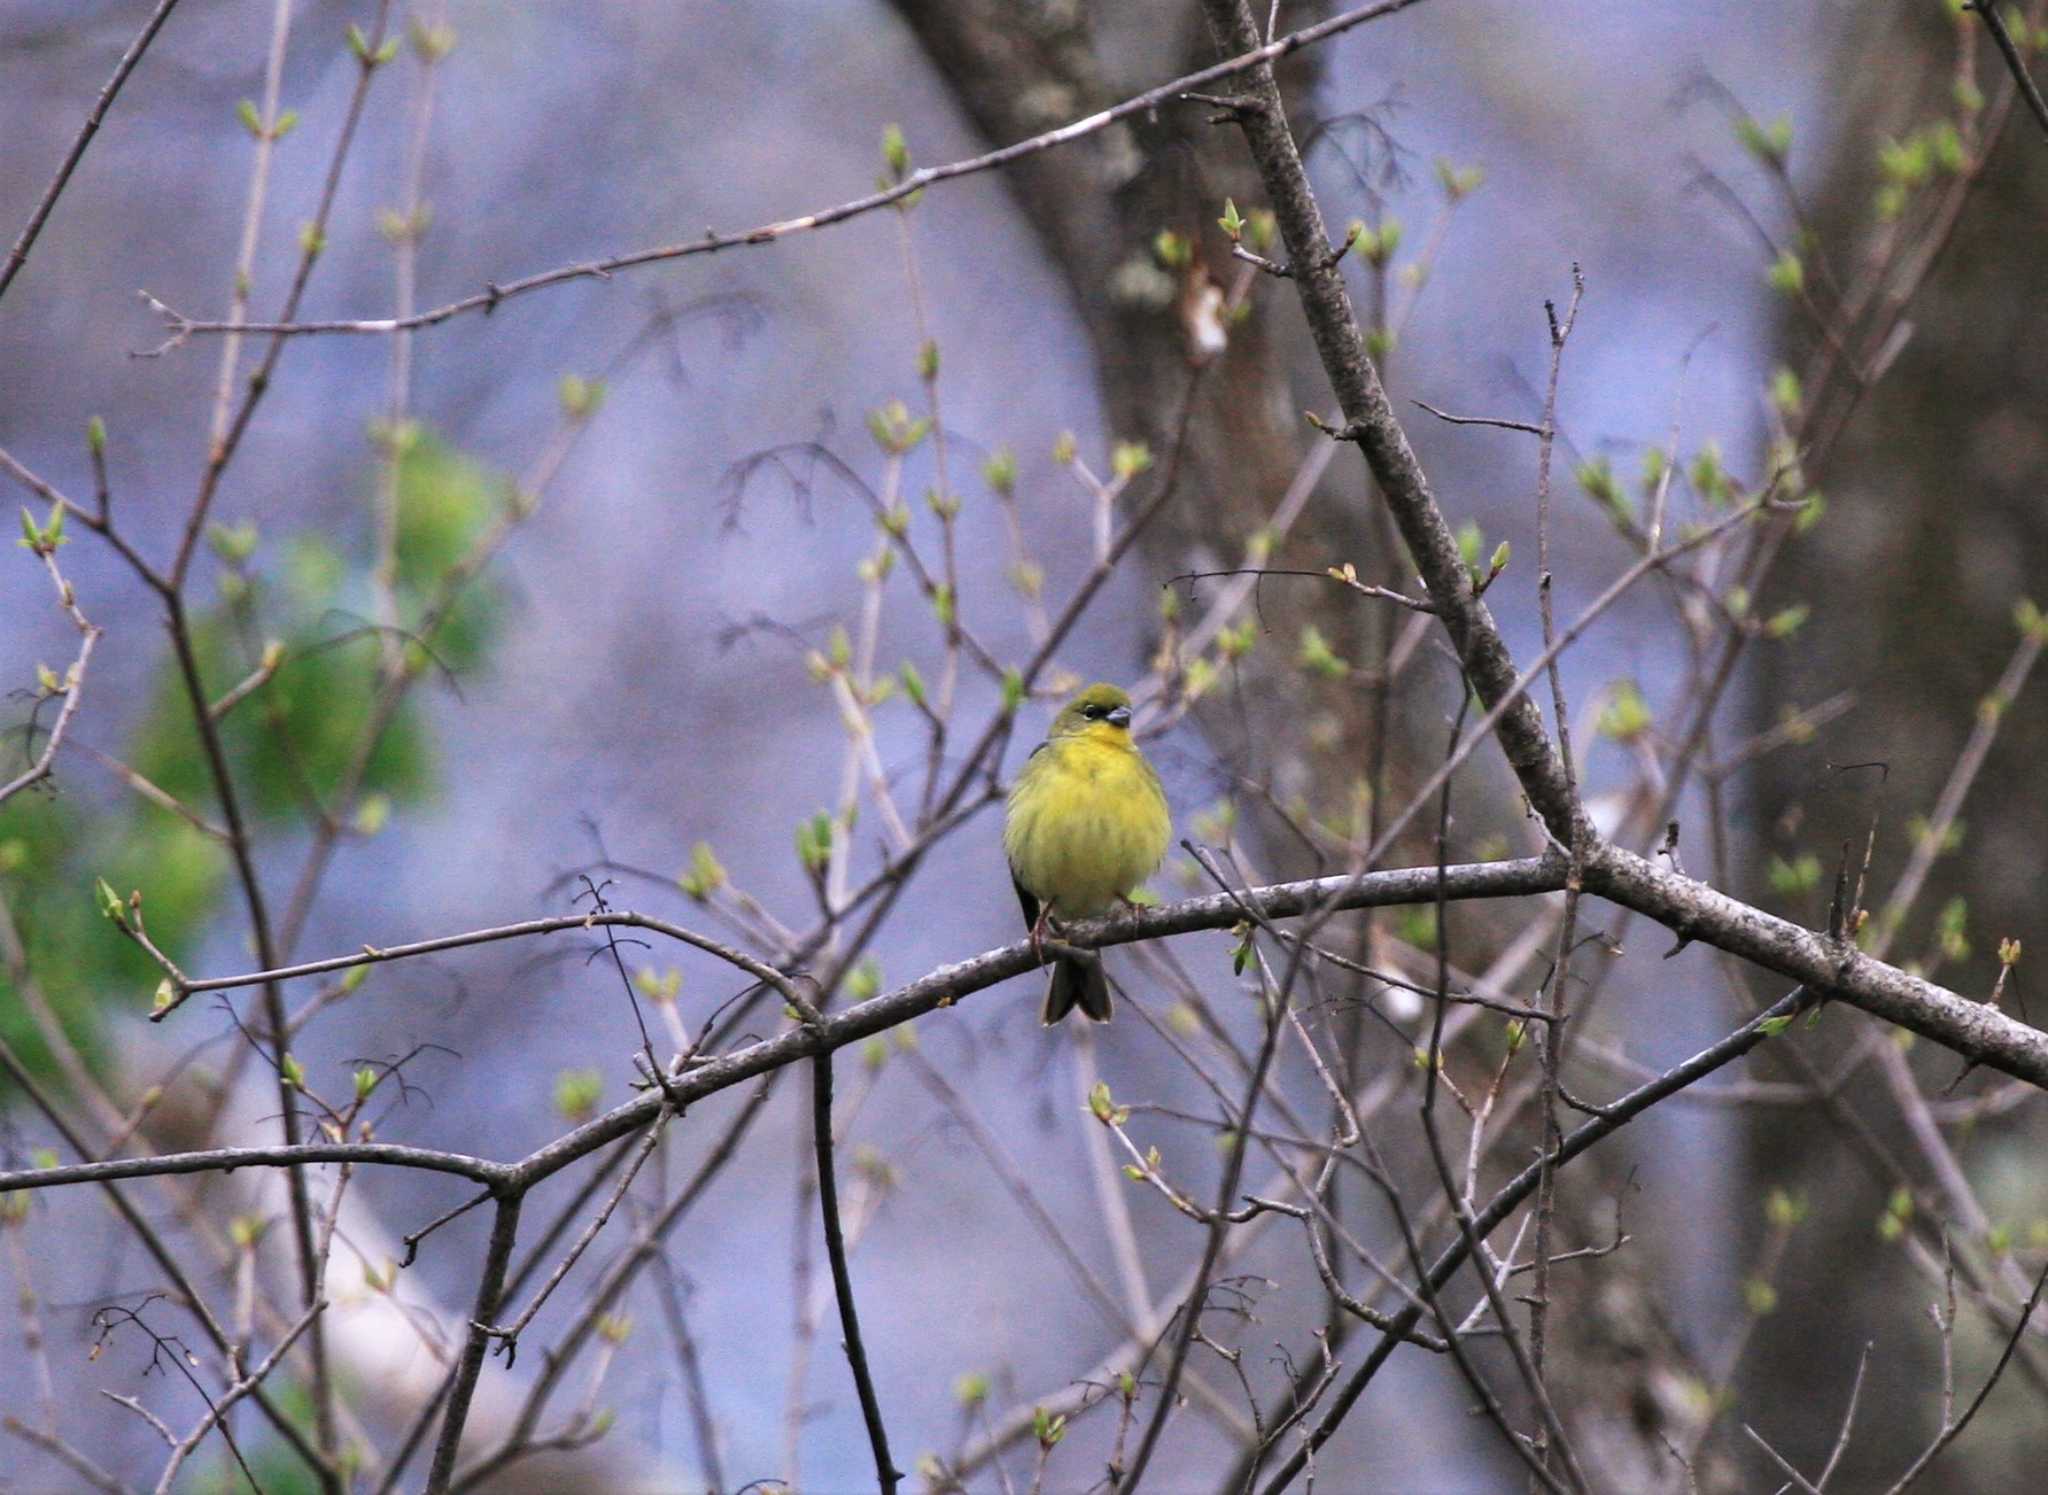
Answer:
(1263, 985, 1819, 1490)
(1194, 0, 1584, 848)
(812, 1050, 900, 1492)
(0, 0, 186, 305)
(135, 0, 1429, 344)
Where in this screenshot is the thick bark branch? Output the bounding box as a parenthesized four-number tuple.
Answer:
(1587, 845, 2048, 1085)
(20, 844, 2048, 1208)
(1194, 0, 1585, 847)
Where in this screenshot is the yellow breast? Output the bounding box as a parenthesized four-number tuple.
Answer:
(1004, 729, 1170, 919)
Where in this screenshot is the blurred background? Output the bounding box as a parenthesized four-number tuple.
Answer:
(5, 0, 2047, 1489)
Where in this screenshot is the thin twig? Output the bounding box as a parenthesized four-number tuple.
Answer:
(154, 1300, 328, 1495)
(1966, 2, 2048, 144)
(812, 1050, 900, 1492)
(1886, 1256, 2048, 1492)
(136, 0, 1432, 344)
(1118, 895, 1292, 1491)
(476, 1109, 672, 1366)
(1, 1417, 131, 1495)
(1262, 985, 1816, 1492)
(0, 0, 185, 304)
(1412, 398, 1545, 435)
(0, 542, 100, 810)
(1816, 1341, 1873, 1491)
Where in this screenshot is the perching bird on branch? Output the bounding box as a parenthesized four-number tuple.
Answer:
(1004, 682, 1171, 1024)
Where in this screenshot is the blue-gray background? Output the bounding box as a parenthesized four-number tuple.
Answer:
(1, 2, 1931, 1490)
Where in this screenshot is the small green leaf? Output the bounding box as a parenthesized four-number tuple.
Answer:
(1766, 251, 1805, 296)
(1111, 440, 1153, 480)
(881, 123, 910, 180)
(556, 374, 604, 420)
(846, 957, 882, 1002)
(553, 1067, 603, 1122)
(1152, 230, 1190, 269)
(1763, 604, 1809, 640)
(94, 876, 126, 926)
(1768, 366, 1802, 417)
(353, 793, 392, 836)
(678, 840, 727, 901)
(1596, 681, 1652, 743)
(1434, 158, 1485, 199)
(982, 446, 1017, 496)
(1765, 1188, 1808, 1228)
(207, 520, 260, 565)
(1297, 624, 1349, 680)
(1766, 853, 1821, 898)
(1357, 215, 1400, 266)
(1735, 113, 1793, 166)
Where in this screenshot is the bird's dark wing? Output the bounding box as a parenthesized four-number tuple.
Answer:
(1012, 873, 1040, 932)
(1010, 740, 1050, 931)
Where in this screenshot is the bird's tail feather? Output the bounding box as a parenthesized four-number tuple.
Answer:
(1042, 954, 1112, 1024)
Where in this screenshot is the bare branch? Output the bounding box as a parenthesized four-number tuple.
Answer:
(134, 0, 1430, 345)
(0, 1140, 507, 1196)
(0, 540, 101, 810)
(153, 1300, 329, 1495)
(1263, 984, 1817, 1491)
(426, 1196, 524, 1494)
(812, 1050, 900, 1491)
(1966, 2, 2048, 145)
(1886, 1257, 2048, 1493)
(0, 0, 186, 305)
(1412, 398, 1546, 436)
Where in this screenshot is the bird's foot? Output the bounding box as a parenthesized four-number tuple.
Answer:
(1030, 907, 1057, 964)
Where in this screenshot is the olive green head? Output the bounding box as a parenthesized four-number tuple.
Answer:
(1049, 682, 1133, 738)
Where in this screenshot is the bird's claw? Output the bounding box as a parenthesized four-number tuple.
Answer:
(1030, 906, 1064, 964)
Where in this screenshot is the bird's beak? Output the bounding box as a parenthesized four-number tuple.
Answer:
(1107, 706, 1132, 729)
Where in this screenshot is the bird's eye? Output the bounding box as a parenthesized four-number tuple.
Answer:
(1082, 705, 1105, 720)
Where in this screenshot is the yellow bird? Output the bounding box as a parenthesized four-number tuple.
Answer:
(1003, 682, 1171, 1023)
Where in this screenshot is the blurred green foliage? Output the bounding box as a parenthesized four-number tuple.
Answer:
(0, 433, 505, 1096)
